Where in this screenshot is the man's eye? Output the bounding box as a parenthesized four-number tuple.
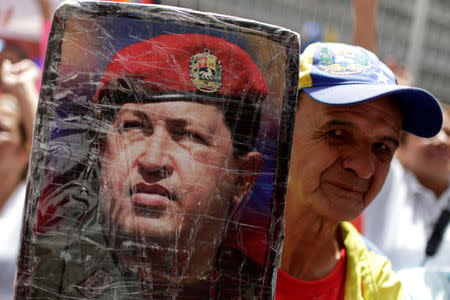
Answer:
(173, 129, 208, 145)
(373, 142, 392, 157)
(328, 129, 343, 137)
(119, 121, 147, 133)
(122, 121, 144, 130)
(185, 131, 207, 144)
(326, 129, 347, 144)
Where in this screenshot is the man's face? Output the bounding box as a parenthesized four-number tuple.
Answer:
(398, 112, 450, 182)
(100, 101, 244, 251)
(287, 94, 402, 222)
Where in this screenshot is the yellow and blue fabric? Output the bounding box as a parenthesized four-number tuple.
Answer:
(340, 222, 403, 300)
(299, 42, 443, 138)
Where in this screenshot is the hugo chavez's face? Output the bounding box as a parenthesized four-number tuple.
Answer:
(99, 101, 260, 255)
(286, 93, 402, 223)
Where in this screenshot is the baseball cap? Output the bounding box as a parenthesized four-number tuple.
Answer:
(299, 42, 442, 138)
(94, 33, 268, 105)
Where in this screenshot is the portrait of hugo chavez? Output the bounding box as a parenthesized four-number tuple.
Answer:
(15, 1, 300, 299)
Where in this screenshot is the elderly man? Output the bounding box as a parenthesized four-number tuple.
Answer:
(276, 42, 442, 299)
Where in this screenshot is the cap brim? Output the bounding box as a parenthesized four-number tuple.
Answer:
(303, 84, 443, 138)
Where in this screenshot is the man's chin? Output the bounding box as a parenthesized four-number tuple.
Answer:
(133, 203, 167, 218)
(108, 220, 177, 247)
(321, 196, 366, 223)
(114, 238, 183, 255)
(110, 235, 194, 280)
(106, 227, 187, 262)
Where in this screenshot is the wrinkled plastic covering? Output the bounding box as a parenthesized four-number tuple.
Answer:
(15, 1, 299, 299)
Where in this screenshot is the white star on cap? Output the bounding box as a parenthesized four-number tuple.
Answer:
(374, 69, 390, 84)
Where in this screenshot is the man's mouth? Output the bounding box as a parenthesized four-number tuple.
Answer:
(326, 181, 367, 194)
(130, 183, 174, 217)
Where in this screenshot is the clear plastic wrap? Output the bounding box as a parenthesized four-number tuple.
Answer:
(15, 1, 300, 298)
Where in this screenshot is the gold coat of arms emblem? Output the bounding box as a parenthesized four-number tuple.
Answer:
(189, 49, 222, 93)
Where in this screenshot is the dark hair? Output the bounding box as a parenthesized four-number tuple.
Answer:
(95, 76, 264, 157)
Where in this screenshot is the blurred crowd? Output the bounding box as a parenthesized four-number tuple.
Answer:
(0, 0, 448, 299)
(0, 1, 49, 299)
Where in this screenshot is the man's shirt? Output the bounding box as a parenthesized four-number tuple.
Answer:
(276, 248, 346, 300)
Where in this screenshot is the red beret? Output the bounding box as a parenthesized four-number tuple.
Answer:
(94, 33, 268, 103)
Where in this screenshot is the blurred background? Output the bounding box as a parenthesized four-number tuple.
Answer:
(0, 0, 449, 102)
(164, 0, 450, 104)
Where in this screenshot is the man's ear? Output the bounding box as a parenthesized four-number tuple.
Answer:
(230, 151, 263, 207)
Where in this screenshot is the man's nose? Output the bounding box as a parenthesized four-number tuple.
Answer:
(137, 127, 174, 182)
(342, 147, 375, 179)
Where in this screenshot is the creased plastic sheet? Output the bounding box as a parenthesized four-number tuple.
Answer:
(15, 1, 299, 299)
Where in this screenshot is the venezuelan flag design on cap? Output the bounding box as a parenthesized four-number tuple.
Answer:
(299, 42, 395, 90)
(298, 42, 443, 138)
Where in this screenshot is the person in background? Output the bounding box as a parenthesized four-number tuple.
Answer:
(0, 44, 29, 66)
(0, 41, 40, 299)
(352, 0, 377, 54)
(275, 41, 442, 300)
